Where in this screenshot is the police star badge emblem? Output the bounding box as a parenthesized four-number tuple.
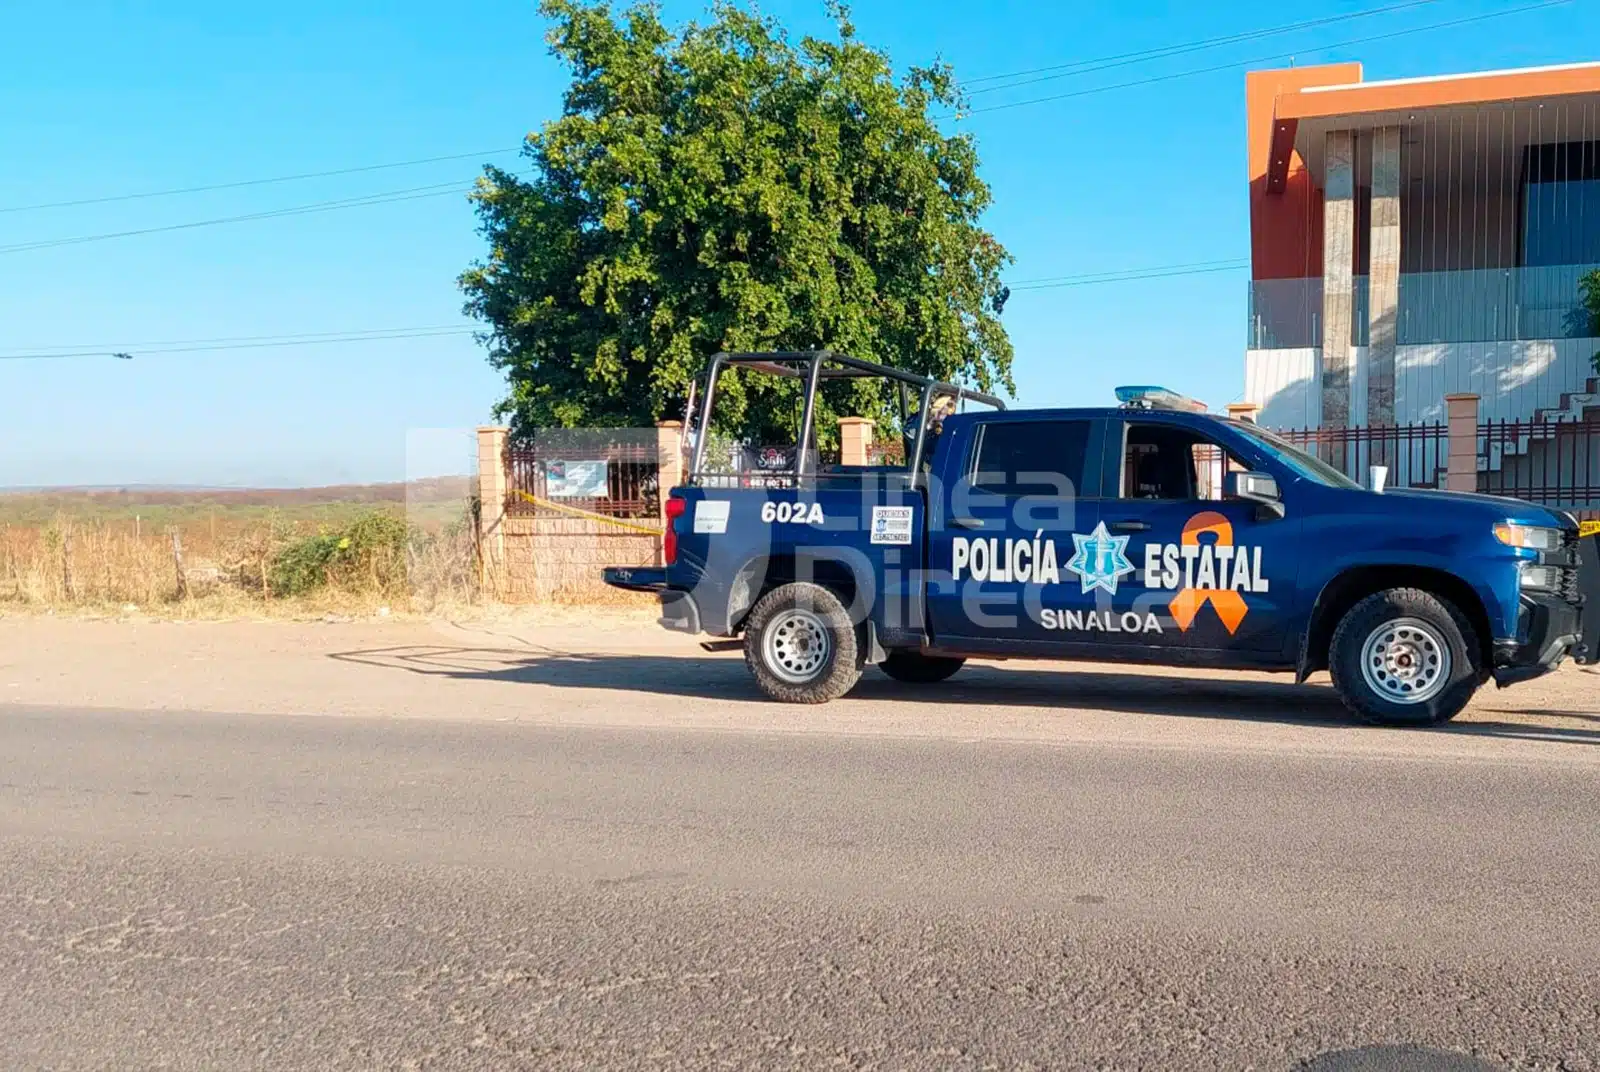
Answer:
(1065, 521, 1136, 595)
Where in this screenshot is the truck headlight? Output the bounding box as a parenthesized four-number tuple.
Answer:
(1494, 523, 1563, 551)
(1520, 563, 1563, 592)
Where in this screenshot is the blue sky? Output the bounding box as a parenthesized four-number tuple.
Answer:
(0, 0, 1590, 486)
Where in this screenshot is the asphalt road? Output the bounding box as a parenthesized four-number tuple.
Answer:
(2, 703, 1598, 1071)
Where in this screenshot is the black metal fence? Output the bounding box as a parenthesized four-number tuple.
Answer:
(500, 419, 1599, 519)
(1273, 423, 1449, 490)
(1267, 417, 1600, 512)
(867, 438, 907, 468)
(505, 441, 660, 519)
(1477, 419, 1600, 509)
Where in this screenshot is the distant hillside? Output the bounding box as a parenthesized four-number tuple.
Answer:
(0, 476, 474, 508)
(0, 477, 475, 529)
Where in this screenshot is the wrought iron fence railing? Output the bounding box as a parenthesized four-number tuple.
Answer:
(1477, 419, 1600, 508)
(505, 441, 660, 519)
(1271, 423, 1449, 490)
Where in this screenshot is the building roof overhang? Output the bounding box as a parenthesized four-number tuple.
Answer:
(1263, 61, 1600, 193)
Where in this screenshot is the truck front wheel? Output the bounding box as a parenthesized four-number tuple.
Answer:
(878, 651, 966, 684)
(743, 583, 862, 703)
(1328, 588, 1481, 726)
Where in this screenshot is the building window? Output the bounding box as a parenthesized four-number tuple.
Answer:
(1522, 141, 1600, 267)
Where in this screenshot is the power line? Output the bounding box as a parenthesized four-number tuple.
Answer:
(0, 148, 519, 215)
(957, 0, 1569, 117)
(0, 0, 1549, 231)
(9, 323, 475, 353)
(1008, 259, 1248, 288)
(0, 182, 474, 256)
(0, 6, 1427, 229)
(0, 325, 478, 361)
(964, 0, 1437, 96)
(1007, 260, 1249, 290)
(0, 0, 1455, 226)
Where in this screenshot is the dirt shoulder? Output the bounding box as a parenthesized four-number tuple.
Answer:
(5, 612, 1599, 765)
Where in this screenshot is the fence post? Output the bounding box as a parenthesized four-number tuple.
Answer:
(838, 417, 874, 466)
(62, 527, 76, 602)
(1445, 393, 1480, 493)
(476, 426, 510, 597)
(1225, 402, 1261, 424)
(656, 421, 684, 502)
(170, 529, 188, 601)
(655, 421, 684, 565)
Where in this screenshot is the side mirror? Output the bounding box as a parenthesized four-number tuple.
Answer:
(1225, 470, 1286, 521)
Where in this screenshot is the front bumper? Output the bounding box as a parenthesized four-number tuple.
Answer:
(1493, 596, 1581, 684)
(1574, 528, 1600, 666)
(600, 567, 701, 634)
(1490, 529, 1597, 685)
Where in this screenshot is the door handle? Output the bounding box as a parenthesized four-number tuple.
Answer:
(1109, 519, 1150, 533)
(950, 516, 985, 530)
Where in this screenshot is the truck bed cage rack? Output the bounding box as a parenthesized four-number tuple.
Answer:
(687, 350, 1005, 487)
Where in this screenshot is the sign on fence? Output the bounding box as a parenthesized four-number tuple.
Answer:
(545, 460, 610, 498)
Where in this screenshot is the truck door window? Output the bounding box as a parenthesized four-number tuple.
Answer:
(1121, 424, 1246, 502)
(970, 420, 1092, 499)
(1192, 443, 1249, 500)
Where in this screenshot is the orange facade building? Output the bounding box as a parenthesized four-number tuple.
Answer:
(1244, 61, 1600, 437)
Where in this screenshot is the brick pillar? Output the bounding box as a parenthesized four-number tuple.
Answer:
(1367, 126, 1402, 462)
(1444, 394, 1480, 493)
(1320, 129, 1356, 453)
(656, 421, 684, 538)
(1226, 402, 1261, 424)
(838, 417, 874, 466)
(476, 426, 509, 595)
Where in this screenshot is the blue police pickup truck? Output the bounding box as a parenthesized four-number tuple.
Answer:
(604, 351, 1598, 726)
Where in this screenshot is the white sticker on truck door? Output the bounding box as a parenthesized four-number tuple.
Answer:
(693, 500, 730, 534)
(870, 506, 914, 545)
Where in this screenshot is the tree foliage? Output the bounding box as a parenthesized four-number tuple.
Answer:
(460, 0, 1013, 442)
(1580, 269, 1600, 375)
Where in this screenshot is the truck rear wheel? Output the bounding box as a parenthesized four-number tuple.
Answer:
(742, 583, 862, 703)
(878, 651, 965, 684)
(1328, 588, 1481, 726)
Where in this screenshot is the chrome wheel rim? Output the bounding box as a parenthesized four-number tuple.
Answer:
(762, 608, 831, 684)
(1360, 617, 1451, 705)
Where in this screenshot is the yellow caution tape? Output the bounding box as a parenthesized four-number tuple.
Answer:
(1581, 520, 1600, 539)
(514, 491, 664, 535)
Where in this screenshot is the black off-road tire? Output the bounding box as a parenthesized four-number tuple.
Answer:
(742, 582, 862, 703)
(1328, 588, 1481, 726)
(878, 651, 966, 685)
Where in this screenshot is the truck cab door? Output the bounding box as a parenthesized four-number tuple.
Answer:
(925, 416, 1104, 648)
(1092, 418, 1301, 657)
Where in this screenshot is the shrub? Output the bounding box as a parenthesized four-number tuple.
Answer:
(268, 510, 409, 597)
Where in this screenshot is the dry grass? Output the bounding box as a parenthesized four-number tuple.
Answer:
(0, 485, 672, 618)
(0, 504, 482, 619)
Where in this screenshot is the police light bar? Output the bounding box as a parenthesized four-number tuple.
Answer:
(1115, 386, 1208, 413)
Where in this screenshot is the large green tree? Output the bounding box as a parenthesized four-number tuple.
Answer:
(461, 0, 1013, 442)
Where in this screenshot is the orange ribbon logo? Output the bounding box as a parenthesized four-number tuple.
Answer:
(1168, 511, 1250, 635)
